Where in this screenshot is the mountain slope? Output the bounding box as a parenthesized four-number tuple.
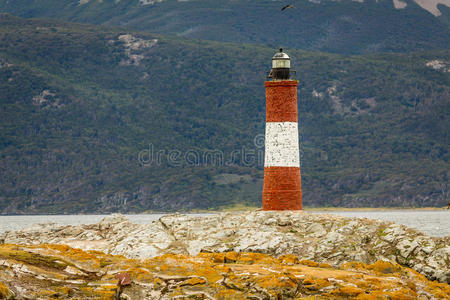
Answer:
(0, 14, 449, 214)
(0, 0, 449, 54)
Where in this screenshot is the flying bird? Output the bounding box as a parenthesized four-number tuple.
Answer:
(281, 4, 295, 11)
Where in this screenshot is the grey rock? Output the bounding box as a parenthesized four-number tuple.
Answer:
(396, 239, 420, 259)
(306, 223, 327, 238)
(1, 211, 448, 283)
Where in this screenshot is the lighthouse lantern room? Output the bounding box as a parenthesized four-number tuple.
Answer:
(270, 48, 291, 80)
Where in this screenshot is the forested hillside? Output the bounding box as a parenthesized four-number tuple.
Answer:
(0, 0, 449, 54)
(0, 14, 448, 214)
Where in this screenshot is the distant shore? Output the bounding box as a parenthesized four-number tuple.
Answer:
(184, 205, 449, 214)
(304, 206, 449, 212)
(1, 206, 448, 216)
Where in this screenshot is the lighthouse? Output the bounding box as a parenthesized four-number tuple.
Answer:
(262, 49, 302, 210)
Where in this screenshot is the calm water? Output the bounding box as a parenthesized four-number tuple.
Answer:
(0, 211, 448, 237)
(311, 210, 450, 237)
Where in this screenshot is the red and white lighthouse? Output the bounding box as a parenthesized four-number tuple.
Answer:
(262, 49, 302, 210)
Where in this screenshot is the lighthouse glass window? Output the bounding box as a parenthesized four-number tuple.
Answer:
(272, 59, 290, 69)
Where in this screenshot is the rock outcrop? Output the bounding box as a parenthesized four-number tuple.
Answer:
(1, 211, 449, 284)
(0, 244, 449, 299)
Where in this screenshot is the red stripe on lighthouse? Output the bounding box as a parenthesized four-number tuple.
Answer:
(265, 81, 298, 122)
(262, 80, 302, 211)
(263, 167, 302, 210)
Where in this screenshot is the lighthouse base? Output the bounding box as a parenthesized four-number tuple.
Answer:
(262, 167, 302, 210)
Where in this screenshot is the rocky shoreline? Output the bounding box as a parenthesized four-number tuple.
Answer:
(1, 244, 449, 299)
(1, 211, 449, 285)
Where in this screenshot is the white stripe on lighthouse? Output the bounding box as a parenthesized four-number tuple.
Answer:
(264, 122, 300, 167)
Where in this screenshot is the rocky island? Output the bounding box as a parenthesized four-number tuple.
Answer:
(0, 211, 449, 299)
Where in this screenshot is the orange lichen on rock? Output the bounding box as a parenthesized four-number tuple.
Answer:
(0, 244, 449, 299)
(341, 261, 368, 272)
(199, 251, 276, 265)
(328, 285, 365, 297)
(28, 243, 102, 272)
(224, 251, 238, 263)
(236, 252, 275, 265)
(366, 260, 403, 275)
(54, 286, 74, 297)
(205, 252, 226, 263)
(0, 281, 14, 299)
(258, 274, 298, 298)
(179, 276, 206, 286)
(318, 262, 332, 268)
(214, 288, 243, 299)
(278, 254, 299, 265)
(36, 289, 59, 297)
(424, 280, 450, 298)
(299, 259, 320, 267)
(302, 276, 332, 291)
